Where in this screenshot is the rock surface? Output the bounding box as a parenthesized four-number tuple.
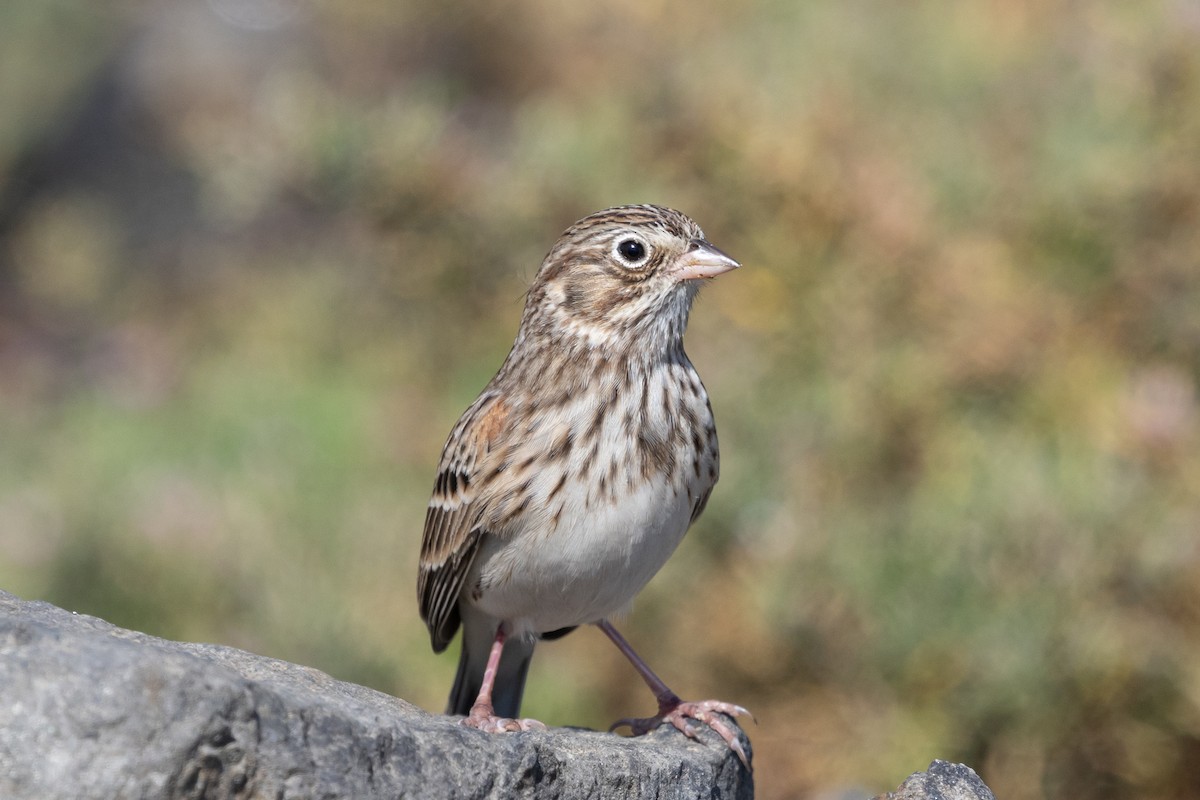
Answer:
(0, 590, 752, 800)
(878, 760, 997, 800)
(0, 591, 998, 800)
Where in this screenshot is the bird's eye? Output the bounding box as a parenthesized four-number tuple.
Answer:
(616, 238, 647, 265)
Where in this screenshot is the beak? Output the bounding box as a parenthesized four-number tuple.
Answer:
(672, 240, 741, 282)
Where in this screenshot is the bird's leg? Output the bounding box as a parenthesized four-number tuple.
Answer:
(596, 619, 751, 768)
(461, 626, 546, 733)
(466, 627, 506, 716)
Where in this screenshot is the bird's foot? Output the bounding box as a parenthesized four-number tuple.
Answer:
(611, 698, 752, 768)
(460, 702, 547, 733)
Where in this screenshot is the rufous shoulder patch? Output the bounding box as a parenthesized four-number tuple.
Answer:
(475, 396, 510, 451)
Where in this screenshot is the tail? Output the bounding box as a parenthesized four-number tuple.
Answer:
(447, 612, 536, 718)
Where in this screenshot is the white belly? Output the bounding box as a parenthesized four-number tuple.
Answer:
(471, 475, 693, 636)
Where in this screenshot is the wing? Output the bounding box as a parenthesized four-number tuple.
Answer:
(418, 392, 511, 653)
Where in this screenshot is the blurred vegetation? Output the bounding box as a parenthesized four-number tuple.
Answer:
(2, 1, 1199, 798)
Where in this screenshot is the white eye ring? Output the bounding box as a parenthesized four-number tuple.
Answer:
(613, 237, 649, 267)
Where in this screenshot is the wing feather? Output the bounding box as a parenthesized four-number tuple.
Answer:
(417, 393, 510, 652)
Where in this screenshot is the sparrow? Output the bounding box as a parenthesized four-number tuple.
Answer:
(418, 204, 749, 766)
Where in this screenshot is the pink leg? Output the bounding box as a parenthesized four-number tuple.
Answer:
(470, 627, 507, 714)
(461, 627, 546, 733)
(596, 619, 751, 769)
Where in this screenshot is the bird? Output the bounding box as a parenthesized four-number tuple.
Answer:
(417, 204, 749, 766)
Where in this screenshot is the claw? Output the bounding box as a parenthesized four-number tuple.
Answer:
(461, 708, 547, 734)
(728, 736, 749, 769)
(610, 699, 752, 770)
(610, 717, 635, 734)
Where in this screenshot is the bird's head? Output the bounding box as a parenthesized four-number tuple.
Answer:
(522, 205, 740, 348)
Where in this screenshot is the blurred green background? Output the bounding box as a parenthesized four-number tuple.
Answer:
(2, 1, 1199, 798)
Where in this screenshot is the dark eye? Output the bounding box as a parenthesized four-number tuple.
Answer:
(616, 238, 647, 264)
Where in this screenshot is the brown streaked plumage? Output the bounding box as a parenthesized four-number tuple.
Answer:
(416, 204, 750, 767)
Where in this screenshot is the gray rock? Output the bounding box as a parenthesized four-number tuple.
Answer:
(0, 590, 752, 800)
(878, 760, 996, 800)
